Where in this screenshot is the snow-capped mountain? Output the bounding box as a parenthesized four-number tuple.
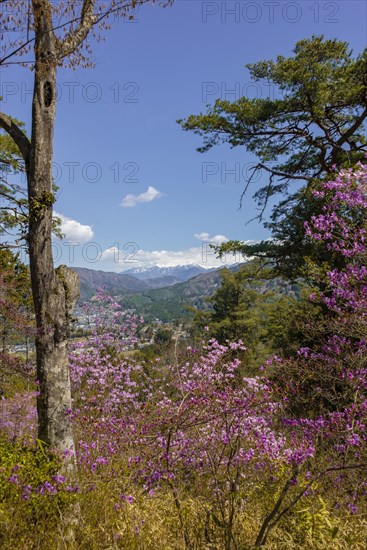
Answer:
(120, 264, 211, 282)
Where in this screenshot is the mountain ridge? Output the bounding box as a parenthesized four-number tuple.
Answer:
(73, 264, 237, 302)
(72, 263, 299, 323)
(120, 264, 213, 281)
(73, 264, 232, 302)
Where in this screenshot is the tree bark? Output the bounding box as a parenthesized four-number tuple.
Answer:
(27, 1, 79, 458)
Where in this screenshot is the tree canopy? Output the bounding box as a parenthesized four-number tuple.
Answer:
(191, 263, 313, 369)
(179, 36, 367, 278)
(180, 36, 367, 210)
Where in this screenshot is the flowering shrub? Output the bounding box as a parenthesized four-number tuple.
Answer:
(0, 391, 37, 443)
(69, 297, 316, 547)
(2, 165, 367, 547)
(264, 163, 367, 543)
(273, 164, 367, 413)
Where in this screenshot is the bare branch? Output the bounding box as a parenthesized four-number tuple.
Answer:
(56, 1, 152, 60)
(256, 461, 367, 547)
(0, 36, 36, 66)
(56, 0, 97, 59)
(256, 163, 310, 182)
(336, 107, 367, 148)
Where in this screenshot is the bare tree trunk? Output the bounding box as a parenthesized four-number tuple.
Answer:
(27, 1, 79, 458)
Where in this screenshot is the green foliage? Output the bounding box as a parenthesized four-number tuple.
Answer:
(154, 327, 173, 347)
(192, 263, 312, 368)
(180, 36, 366, 191)
(0, 249, 34, 359)
(0, 250, 34, 396)
(2, 433, 367, 548)
(0, 117, 62, 247)
(0, 249, 32, 309)
(216, 178, 360, 283)
(0, 437, 76, 549)
(134, 327, 176, 365)
(119, 272, 221, 322)
(0, 142, 28, 246)
(0, 439, 59, 499)
(0, 130, 25, 169)
(179, 36, 367, 280)
(29, 191, 56, 220)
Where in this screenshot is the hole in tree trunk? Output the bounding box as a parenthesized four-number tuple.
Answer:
(43, 81, 53, 107)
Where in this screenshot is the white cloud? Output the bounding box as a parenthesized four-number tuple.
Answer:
(54, 212, 94, 243)
(101, 246, 120, 261)
(121, 186, 164, 208)
(194, 232, 229, 244)
(99, 243, 253, 272)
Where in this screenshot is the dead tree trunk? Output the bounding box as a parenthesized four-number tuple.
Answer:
(27, 1, 79, 457)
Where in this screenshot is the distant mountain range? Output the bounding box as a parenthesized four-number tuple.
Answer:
(74, 265, 218, 302)
(74, 267, 181, 301)
(119, 268, 227, 322)
(120, 264, 211, 281)
(73, 264, 300, 323)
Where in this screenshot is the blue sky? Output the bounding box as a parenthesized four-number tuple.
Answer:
(2, 0, 367, 271)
